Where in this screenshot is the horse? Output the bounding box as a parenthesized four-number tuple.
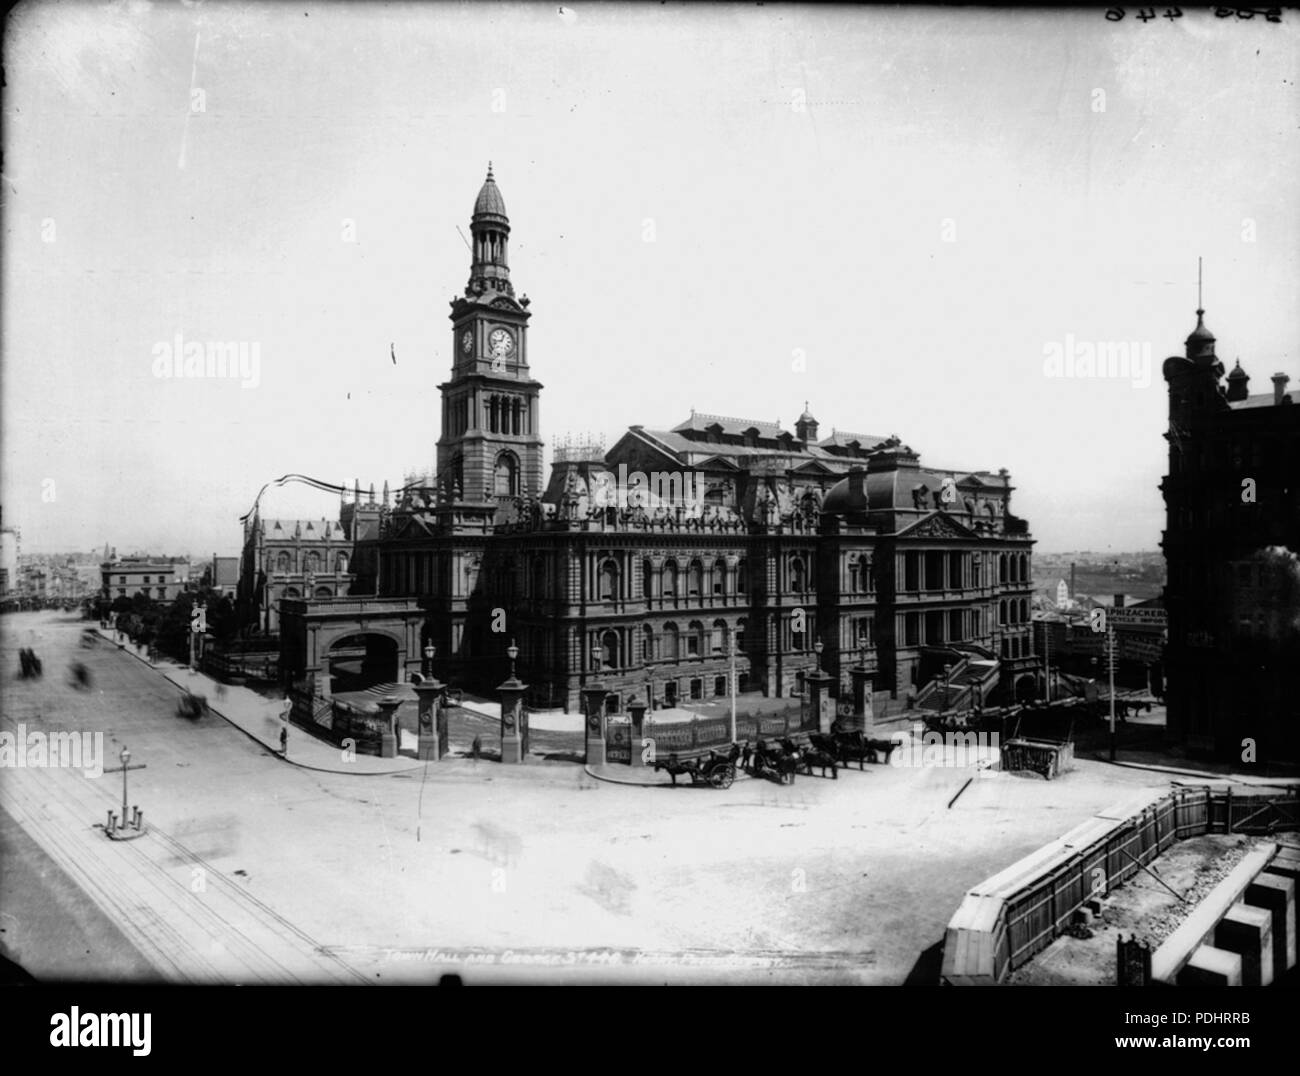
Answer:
(800, 745, 839, 779)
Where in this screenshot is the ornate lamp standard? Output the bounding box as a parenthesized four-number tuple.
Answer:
(415, 640, 446, 761)
(583, 641, 608, 766)
(498, 638, 528, 764)
(807, 636, 834, 734)
(942, 662, 954, 720)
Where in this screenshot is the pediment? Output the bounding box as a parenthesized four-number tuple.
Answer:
(898, 511, 977, 540)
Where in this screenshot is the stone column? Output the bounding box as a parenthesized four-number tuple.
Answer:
(850, 664, 874, 735)
(806, 668, 834, 734)
(376, 695, 400, 759)
(498, 675, 528, 764)
(628, 697, 649, 768)
(414, 681, 444, 761)
(583, 683, 608, 766)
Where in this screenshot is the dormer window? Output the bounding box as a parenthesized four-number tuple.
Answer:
(743, 427, 759, 448)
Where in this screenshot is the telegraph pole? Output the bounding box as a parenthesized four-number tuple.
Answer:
(729, 639, 738, 745)
(1108, 623, 1117, 761)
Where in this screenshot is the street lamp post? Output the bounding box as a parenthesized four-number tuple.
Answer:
(423, 640, 435, 678)
(101, 746, 146, 840)
(942, 662, 954, 719)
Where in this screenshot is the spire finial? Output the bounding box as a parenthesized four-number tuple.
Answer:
(486, 160, 494, 181)
(1197, 255, 1203, 314)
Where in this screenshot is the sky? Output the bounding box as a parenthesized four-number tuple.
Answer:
(3, 1, 1297, 557)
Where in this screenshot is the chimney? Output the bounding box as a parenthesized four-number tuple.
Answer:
(848, 466, 865, 502)
(1070, 562, 1076, 599)
(1272, 372, 1291, 406)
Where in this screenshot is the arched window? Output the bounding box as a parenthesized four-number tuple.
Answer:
(599, 559, 618, 602)
(1020, 554, 1028, 583)
(791, 557, 806, 592)
(736, 617, 746, 651)
(533, 556, 546, 597)
(336, 552, 349, 573)
(713, 558, 727, 596)
(494, 452, 519, 497)
(642, 559, 654, 602)
(642, 625, 654, 662)
(305, 550, 321, 573)
(687, 620, 704, 657)
(861, 554, 873, 592)
(737, 558, 748, 596)
(1000, 599, 1007, 624)
(1021, 598, 1028, 623)
(600, 630, 619, 671)
(663, 623, 680, 660)
(314, 586, 333, 598)
(276, 551, 292, 574)
(688, 559, 704, 597)
(662, 560, 678, 598)
(283, 587, 301, 599)
(712, 618, 729, 654)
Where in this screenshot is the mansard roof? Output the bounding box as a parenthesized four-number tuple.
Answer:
(672, 412, 785, 438)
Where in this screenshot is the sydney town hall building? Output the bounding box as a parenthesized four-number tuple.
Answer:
(281, 168, 1039, 714)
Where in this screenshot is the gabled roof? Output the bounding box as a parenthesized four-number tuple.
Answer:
(264, 518, 341, 540)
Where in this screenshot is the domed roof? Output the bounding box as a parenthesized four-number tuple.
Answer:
(822, 474, 866, 515)
(1226, 359, 1248, 380)
(473, 163, 508, 220)
(1186, 309, 1215, 344)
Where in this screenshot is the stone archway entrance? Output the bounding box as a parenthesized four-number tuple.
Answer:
(325, 632, 401, 695)
(279, 596, 426, 698)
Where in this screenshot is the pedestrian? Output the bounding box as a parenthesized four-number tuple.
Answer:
(740, 740, 752, 771)
(279, 726, 288, 755)
(472, 734, 482, 762)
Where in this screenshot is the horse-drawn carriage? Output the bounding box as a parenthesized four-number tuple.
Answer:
(653, 743, 740, 788)
(750, 738, 802, 784)
(812, 728, 900, 769)
(176, 691, 208, 720)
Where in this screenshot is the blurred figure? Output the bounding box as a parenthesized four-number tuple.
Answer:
(68, 662, 92, 690)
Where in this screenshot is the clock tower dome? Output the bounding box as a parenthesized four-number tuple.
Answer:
(436, 165, 544, 515)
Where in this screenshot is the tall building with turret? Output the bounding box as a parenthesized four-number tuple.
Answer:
(1160, 304, 1300, 761)
(322, 167, 1039, 713)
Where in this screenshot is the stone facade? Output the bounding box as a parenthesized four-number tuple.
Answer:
(345, 168, 1038, 713)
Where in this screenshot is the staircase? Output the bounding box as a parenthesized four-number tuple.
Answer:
(915, 645, 1001, 713)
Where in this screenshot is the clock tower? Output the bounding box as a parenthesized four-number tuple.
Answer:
(437, 164, 544, 514)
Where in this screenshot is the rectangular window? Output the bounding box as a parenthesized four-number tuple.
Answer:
(904, 554, 919, 592)
(905, 613, 920, 647)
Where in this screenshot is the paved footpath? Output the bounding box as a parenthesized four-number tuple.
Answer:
(96, 628, 424, 776)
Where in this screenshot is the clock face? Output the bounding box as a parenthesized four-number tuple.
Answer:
(460, 330, 473, 354)
(488, 328, 514, 356)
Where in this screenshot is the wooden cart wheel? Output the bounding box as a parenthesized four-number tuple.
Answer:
(715, 764, 735, 790)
